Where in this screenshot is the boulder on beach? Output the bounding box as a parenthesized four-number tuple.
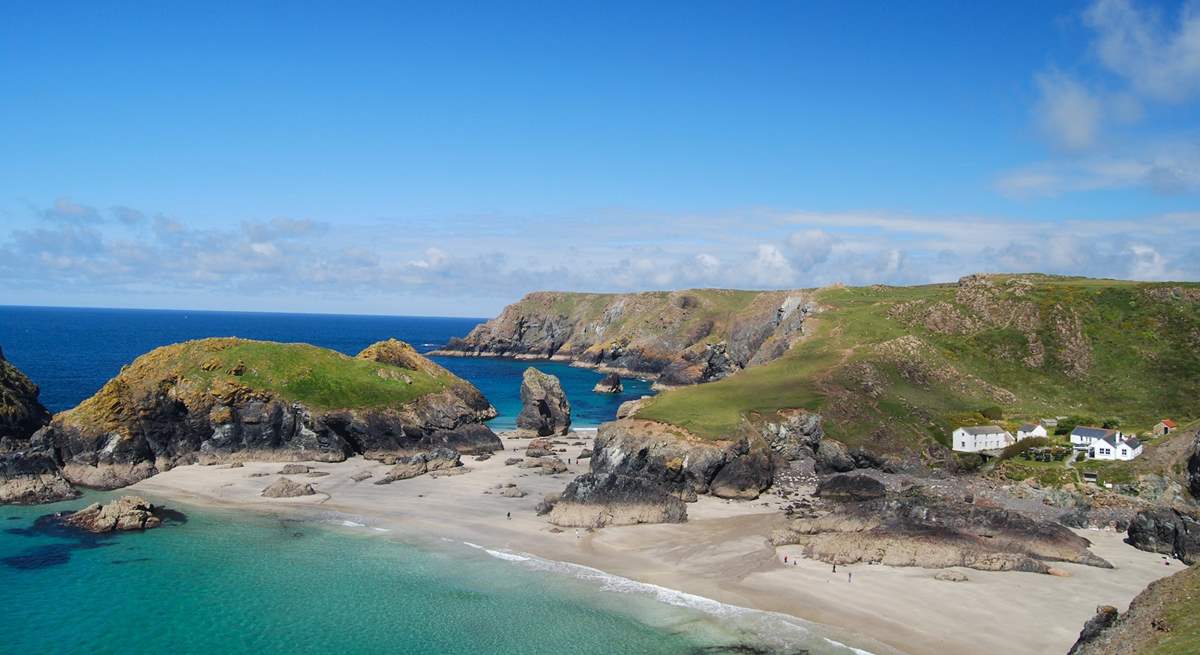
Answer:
(63, 495, 163, 532)
(261, 477, 317, 498)
(516, 368, 571, 436)
(278, 464, 311, 474)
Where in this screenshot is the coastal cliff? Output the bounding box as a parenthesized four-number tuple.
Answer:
(0, 346, 51, 442)
(1, 337, 502, 500)
(434, 289, 815, 384)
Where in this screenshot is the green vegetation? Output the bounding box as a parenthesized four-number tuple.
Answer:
(637, 275, 1200, 454)
(1148, 566, 1200, 655)
(68, 338, 458, 427)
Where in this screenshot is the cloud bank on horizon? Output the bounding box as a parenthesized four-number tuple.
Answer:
(0, 0, 1197, 317)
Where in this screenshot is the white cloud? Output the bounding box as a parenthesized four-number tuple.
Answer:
(746, 244, 795, 285)
(1034, 71, 1103, 150)
(1085, 0, 1200, 103)
(1009, 1, 1200, 197)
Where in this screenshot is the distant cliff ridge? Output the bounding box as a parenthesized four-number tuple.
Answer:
(433, 289, 816, 385)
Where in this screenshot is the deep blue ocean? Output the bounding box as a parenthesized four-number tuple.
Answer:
(0, 305, 652, 430)
(0, 306, 865, 655)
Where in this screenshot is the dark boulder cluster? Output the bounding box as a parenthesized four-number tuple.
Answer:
(1125, 507, 1200, 563)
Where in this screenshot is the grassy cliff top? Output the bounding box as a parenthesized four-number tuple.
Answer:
(64, 337, 462, 429)
(637, 275, 1200, 451)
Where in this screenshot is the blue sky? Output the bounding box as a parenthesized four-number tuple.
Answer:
(1, 0, 1198, 315)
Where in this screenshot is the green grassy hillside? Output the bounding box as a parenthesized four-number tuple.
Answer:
(637, 275, 1200, 454)
(65, 337, 461, 431)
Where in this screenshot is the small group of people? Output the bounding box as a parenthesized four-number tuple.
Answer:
(781, 554, 852, 582)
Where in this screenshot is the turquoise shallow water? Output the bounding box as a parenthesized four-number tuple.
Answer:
(0, 492, 875, 655)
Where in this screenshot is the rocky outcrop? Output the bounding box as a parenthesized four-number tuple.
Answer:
(261, 477, 317, 497)
(814, 474, 886, 502)
(2, 338, 503, 502)
(549, 414, 825, 525)
(0, 346, 51, 440)
(516, 368, 571, 436)
(1068, 606, 1120, 655)
(549, 472, 687, 527)
(592, 372, 623, 394)
(1125, 507, 1200, 563)
(374, 447, 461, 483)
(433, 289, 816, 383)
(771, 487, 1112, 573)
(0, 449, 78, 504)
(1187, 432, 1200, 500)
(63, 495, 164, 532)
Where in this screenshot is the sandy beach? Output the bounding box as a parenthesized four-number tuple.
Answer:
(131, 432, 1177, 655)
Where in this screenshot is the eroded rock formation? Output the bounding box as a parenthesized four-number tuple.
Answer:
(63, 495, 164, 532)
(516, 368, 571, 436)
(771, 487, 1112, 573)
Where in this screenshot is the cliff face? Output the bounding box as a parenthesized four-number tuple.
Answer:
(435, 289, 815, 384)
(0, 346, 51, 441)
(2, 338, 502, 500)
(548, 412, 824, 527)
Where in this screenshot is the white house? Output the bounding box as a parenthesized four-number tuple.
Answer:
(1088, 434, 1143, 461)
(1070, 426, 1124, 450)
(952, 425, 1015, 453)
(1016, 423, 1048, 440)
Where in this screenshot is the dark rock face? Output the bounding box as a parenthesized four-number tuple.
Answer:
(592, 372, 623, 394)
(659, 342, 737, 386)
(772, 488, 1112, 573)
(1126, 507, 1200, 563)
(815, 439, 855, 473)
(815, 474, 886, 502)
(63, 495, 163, 532)
(1187, 432, 1200, 500)
(0, 450, 79, 504)
(709, 443, 774, 499)
(1068, 606, 1119, 655)
(0, 346, 51, 440)
(549, 472, 687, 527)
(516, 368, 571, 436)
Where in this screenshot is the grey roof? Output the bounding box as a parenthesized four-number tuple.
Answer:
(1123, 437, 1142, 450)
(1019, 423, 1040, 432)
(958, 425, 1007, 435)
(1071, 426, 1115, 440)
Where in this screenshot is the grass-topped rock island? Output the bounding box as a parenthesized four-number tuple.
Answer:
(0, 337, 501, 499)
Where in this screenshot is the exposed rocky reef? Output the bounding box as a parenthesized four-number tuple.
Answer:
(434, 289, 815, 384)
(2, 338, 503, 503)
(516, 367, 571, 436)
(63, 495, 165, 532)
(771, 487, 1112, 573)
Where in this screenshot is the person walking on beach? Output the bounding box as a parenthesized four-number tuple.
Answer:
(832, 563, 836, 573)
(848, 571, 852, 583)
(506, 512, 511, 520)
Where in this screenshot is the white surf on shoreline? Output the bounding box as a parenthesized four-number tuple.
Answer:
(461, 542, 884, 655)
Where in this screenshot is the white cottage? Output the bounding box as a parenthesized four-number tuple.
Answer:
(1016, 423, 1048, 440)
(952, 425, 1015, 453)
(1070, 426, 1123, 450)
(1088, 434, 1143, 461)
